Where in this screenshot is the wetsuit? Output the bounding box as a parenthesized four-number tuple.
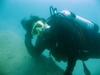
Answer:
(24, 15, 100, 75)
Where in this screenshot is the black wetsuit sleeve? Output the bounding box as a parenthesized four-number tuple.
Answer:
(56, 19, 80, 75)
(25, 32, 45, 57)
(64, 55, 77, 75)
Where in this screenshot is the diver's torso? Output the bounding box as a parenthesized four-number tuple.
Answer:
(43, 32, 70, 62)
(42, 18, 81, 61)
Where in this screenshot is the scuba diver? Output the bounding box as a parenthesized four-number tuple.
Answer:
(21, 6, 100, 75)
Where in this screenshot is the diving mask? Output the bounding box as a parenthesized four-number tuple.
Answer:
(31, 21, 45, 36)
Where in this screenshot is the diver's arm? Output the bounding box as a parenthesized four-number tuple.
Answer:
(25, 32, 37, 57)
(25, 32, 45, 57)
(64, 55, 77, 75)
(56, 19, 78, 75)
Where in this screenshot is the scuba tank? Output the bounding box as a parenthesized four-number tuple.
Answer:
(61, 10, 99, 32)
(47, 6, 99, 32)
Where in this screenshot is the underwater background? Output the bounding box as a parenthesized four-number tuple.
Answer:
(0, 0, 100, 75)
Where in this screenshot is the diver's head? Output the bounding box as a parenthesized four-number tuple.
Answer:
(21, 15, 47, 36)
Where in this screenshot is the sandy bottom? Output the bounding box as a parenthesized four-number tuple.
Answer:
(0, 30, 64, 75)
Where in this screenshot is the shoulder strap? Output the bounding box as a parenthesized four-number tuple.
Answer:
(82, 61, 91, 75)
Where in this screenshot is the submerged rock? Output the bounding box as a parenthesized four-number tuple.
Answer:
(0, 30, 64, 75)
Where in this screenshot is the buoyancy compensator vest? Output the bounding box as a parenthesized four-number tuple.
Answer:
(47, 6, 100, 75)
